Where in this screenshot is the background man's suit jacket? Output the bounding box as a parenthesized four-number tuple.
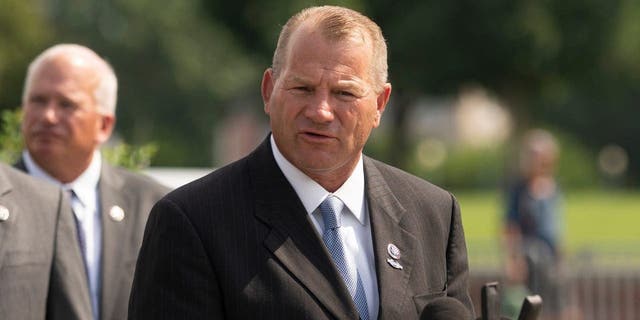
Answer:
(0, 163, 91, 320)
(16, 160, 170, 320)
(129, 137, 475, 319)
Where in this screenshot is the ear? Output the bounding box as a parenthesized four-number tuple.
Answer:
(96, 113, 115, 144)
(261, 68, 275, 115)
(373, 83, 392, 128)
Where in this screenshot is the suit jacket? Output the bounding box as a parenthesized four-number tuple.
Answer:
(129, 138, 474, 319)
(16, 160, 170, 320)
(0, 163, 91, 320)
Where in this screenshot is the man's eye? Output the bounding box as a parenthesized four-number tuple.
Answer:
(290, 86, 313, 95)
(338, 91, 355, 97)
(336, 90, 359, 100)
(29, 96, 47, 105)
(60, 101, 76, 109)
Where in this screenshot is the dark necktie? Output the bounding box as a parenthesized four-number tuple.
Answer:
(66, 189, 88, 272)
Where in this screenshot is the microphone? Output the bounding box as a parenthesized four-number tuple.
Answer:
(517, 295, 542, 320)
(476, 282, 543, 320)
(481, 282, 500, 320)
(420, 297, 472, 320)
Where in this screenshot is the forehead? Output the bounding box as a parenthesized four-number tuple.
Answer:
(283, 24, 373, 82)
(29, 57, 99, 94)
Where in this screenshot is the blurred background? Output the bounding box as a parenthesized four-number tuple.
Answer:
(1, 0, 638, 318)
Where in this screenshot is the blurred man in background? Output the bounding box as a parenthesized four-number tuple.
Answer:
(0, 163, 90, 319)
(17, 44, 169, 320)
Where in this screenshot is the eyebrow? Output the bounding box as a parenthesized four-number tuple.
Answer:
(286, 75, 369, 90)
(286, 75, 312, 85)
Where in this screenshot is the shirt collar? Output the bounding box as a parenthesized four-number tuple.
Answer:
(270, 135, 366, 224)
(23, 149, 102, 207)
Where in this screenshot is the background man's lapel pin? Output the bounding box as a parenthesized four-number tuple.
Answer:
(0, 205, 9, 221)
(109, 205, 125, 222)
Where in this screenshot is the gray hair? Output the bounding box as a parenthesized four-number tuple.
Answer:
(271, 6, 389, 93)
(22, 44, 118, 115)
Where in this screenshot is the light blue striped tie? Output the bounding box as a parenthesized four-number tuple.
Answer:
(320, 196, 370, 320)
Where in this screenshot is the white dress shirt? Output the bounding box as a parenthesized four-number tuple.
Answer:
(23, 150, 102, 320)
(270, 135, 379, 319)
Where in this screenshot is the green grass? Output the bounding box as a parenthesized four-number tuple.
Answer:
(453, 189, 640, 270)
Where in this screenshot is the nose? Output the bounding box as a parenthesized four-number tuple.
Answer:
(304, 91, 334, 123)
(42, 103, 60, 123)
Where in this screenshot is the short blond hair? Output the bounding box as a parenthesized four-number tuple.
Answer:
(271, 6, 388, 92)
(23, 44, 118, 115)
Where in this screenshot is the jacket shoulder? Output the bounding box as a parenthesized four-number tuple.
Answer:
(365, 157, 452, 199)
(104, 164, 171, 195)
(165, 157, 248, 203)
(1, 163, 60, 200)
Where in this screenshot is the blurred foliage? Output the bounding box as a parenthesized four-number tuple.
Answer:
(407, 144, 507, 190)
(0, 108, 156, 170)
(0, 109, 24, 163)
(395, 127, 600, 190)
(41, 0, 264, 166)
(0, 0, 638, 186)
(102, 142, 158, 171)
(0, 0, 52, 109)
(553, 131, 600, 189)
(368, 0, 640, 185)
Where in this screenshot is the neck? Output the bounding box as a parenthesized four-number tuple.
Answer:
(304, 161, 358, 193)
(33, 152, 94, 184)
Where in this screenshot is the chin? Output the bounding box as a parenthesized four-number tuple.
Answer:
(30, 145, 65, 159)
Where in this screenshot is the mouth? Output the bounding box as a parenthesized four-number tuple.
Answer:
(31, 129, 64, 140)
(299, 129, 336, 142)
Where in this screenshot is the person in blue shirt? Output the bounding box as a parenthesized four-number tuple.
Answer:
(503, 129, 565, 320)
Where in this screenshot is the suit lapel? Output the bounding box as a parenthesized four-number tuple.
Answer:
(249, 138, 358, 320)
(14, 158, 27, 172)
(13, 158, 94, 303)
(98, 164, 128, 320)
(0, 167, 13, 269)
(364, 158, 418, 318)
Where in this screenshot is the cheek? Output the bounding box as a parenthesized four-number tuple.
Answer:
(272, 99, 302, 124)
(344, 105, 376, 130)
(86, 116, 104, 134)
(64, 116, 89, 135)
(21, 111, 41, 132)
(352, 109, 378, 141)
(267, 106, 283, 128)
(22, 107, 37, 121)
(21, 113, 33, 127)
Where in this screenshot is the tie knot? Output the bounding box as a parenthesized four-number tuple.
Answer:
(320, 196, 344, 230)
(64, 187, 76, 199)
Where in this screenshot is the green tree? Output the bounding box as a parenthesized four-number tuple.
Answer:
(28, 0, 264, 166)
(2, 0, 638, 185)
(366, 0, 640, 185)
(0, 0, 52, 110)
(0, 109, 24, 163)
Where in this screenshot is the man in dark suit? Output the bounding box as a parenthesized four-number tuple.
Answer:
(0, 163, 91, 319)
(129, 5, 474, 319)
(17, 44, 170, 320)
